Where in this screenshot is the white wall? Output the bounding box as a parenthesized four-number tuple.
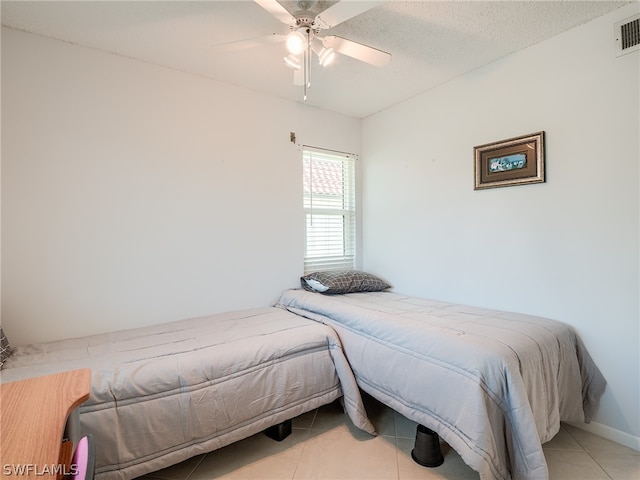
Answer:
(362, 3, 639, 446)
(1, 27, 362, 345)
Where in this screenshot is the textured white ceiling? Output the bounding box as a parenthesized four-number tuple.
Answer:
(1, 0, 631, 118)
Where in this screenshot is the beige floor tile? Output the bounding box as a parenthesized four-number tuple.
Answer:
(293, 426, 399, 480)
(396, 438, 480, 480)
(544, 450, 610, 479)
(543, 425, 585, 452)
(140, 454, 205, 480)
(564, 425, 639, 456)
(293, 409, 317, 430)
(137, 402, 639, 480)
(189, 430, 309, 480)
(311, 400, 368, 436)
(591, 452, 640, 480)
(565, 425, 640, 455)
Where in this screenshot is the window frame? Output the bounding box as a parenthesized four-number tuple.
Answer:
(302, 146, 357, 274)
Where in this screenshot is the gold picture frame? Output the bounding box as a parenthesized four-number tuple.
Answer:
(474, 131, 545, 190)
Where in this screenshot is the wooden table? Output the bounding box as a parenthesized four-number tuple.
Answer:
(1, 369, 91, 479)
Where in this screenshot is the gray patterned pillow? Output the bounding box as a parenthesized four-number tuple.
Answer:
(0, 326, 12, 370)
(301, 270, 391, 294)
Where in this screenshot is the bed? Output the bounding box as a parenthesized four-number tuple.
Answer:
(277, 285, 606, 480)
(0, 306, 375, 480)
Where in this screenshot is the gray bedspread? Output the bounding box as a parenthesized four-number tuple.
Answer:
(1, 307, 375, 480)
(277, 289, 606, 480)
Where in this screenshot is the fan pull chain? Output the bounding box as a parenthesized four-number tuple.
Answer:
(304, 28, 311, 100)
(309, 152, 313, 226)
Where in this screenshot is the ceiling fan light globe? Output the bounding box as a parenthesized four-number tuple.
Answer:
(318, 47, 335, 67)
(285, 30, 306, 55)
(284, 55, 301, 70)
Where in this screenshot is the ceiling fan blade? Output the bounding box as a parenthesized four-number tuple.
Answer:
(322, 36, 391, 67)
(212, 33, 285, 52)
(254, 0, 296, 25)
(315, 1, 384, 29)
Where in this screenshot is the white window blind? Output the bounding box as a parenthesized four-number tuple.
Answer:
(303, 147, 356, 273)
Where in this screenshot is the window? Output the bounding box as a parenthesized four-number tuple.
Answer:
(303, 147, 356, 273)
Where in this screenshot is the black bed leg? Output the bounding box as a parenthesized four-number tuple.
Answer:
(264, 419, 292, 442)
(411, 424, 444, 467)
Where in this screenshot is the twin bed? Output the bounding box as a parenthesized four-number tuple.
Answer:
(1, 272, 606, 480)
(277, 282, 607, 480)
(0, 306, 374, 480)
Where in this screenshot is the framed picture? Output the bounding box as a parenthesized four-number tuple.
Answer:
(474, 131, 545, 190)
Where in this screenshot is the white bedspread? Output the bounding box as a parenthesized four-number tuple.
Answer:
(1, 307, 375, 480)
(277, 289, 606, 480)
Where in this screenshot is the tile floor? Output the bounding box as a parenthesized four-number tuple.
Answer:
(140, 395, 639, 480)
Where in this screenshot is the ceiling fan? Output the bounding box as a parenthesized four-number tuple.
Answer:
(215, 0, 391, 100)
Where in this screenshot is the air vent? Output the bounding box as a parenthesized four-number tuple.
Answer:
(615, 14, 640, 57)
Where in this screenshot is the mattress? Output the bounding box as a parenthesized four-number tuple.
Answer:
(1, 306, 375, 480)
(277, 289, 606, 480)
